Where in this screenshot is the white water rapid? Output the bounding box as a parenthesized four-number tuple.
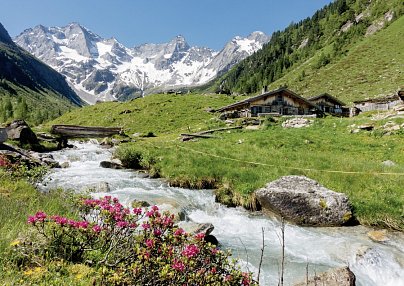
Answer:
(39, 142, 404, 286)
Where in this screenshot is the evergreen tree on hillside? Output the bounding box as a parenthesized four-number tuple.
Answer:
(212, 0, 403, 95)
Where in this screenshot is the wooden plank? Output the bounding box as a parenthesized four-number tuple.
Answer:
(51, 125, 122, 138)
(197, 126, 242, 135)
(180, 126, 241, 141)
(180, 133, 216, 138)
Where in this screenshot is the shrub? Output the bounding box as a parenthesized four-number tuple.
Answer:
(11, 196, 257, 285)
(115, 146, 143, 169)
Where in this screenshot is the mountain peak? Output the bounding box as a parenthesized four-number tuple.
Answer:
(175, 35, 185, 40)
(67, 22, 86, 31)
(170, 35, 187, 45)
(15, 23, 268, 103)
(0, 22, 14, 45)
(247, 31, 270, 42)
(168, 34, 190, 52)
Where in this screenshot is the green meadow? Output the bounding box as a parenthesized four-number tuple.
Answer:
(47, 94, 404, 230)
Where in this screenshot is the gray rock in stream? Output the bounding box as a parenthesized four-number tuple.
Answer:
(100, 160, 124, 169)
(294, 266, 356, 286)
(182, 222, 218, 246)
(0, 143, 59, 168)
(255, 176, 356, 226)
(81, 182, 111, 193)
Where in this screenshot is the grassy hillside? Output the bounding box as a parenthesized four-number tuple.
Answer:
(209, 0, 403, 103)
(268, 15, 404, 103)
(47, 94, 237, 136)
(47, 93, 404, 230)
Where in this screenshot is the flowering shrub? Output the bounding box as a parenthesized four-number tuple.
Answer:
(0, 154, 12, 168)
(13, 196, 257, 285)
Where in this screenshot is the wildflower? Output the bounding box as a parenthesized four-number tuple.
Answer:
(10, 240, 20, 247)
(153, 228, 162, 236)
(172, 260, 185, 272)
(163, 216, 173, 227)
(145, 239, 154, 248)
(133, 208, 142, 215)
(83, 198, 97, 206)
(182, 244, 200, 258)
(52, 215, 68, 226)
(68, 219, 77, 227)
(23, 269, 34, 276)
(116, 221, 128, 228)
(92, 225, 102, 233)
(75, 273, 84, 279)
(142, 223, 150, 230)
(195, 232, 205, 240)
(174, 228, 185, 236)
(145, 210, 154, 217)
(27, 211, 47, 224)
(242, 272, 251, 286)
(76, 221, 88, 229)
(224, 275, 233, 282)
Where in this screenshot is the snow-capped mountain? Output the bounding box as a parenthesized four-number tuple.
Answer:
(15, 23, 270, 103)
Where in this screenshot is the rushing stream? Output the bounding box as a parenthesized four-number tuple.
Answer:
(39, 142, 404, 286)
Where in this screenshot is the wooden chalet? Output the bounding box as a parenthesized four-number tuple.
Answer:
(353, 92, 403, 113)
(308, 93, 349, 116)
(217, 87, 319, 118)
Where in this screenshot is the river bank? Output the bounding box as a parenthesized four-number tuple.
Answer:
(37, 142, 404, 285)
(114, 116, 404, 231)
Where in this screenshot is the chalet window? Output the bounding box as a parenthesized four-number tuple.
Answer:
(273, 95, 284, 106)
(251, 106, 262, 116)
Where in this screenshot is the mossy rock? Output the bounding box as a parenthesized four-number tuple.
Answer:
(131, 200, 150, 208)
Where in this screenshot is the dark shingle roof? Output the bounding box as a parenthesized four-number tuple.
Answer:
(217, 87, 317, 112)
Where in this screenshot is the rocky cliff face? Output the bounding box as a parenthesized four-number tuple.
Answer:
(15, 23, 270, 103)
(0, 22, 82, 107)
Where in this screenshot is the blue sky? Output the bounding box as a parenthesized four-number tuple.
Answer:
(1, 0, 333, 50)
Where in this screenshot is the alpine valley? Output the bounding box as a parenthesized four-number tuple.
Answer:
(15, 23, 270, 103)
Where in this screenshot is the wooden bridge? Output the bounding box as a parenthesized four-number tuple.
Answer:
(50, 125, 123, 147)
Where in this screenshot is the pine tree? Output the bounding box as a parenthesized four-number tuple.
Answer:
(4, 98, 13, 120)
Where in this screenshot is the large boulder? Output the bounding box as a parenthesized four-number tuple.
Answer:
(255, 176, 356, 226)
(294, 267, 356, 286)
(6, 120, 38, 145)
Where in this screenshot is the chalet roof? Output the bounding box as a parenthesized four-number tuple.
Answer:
(308, 93, 346, 106)
(217, 87, 317, 112)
